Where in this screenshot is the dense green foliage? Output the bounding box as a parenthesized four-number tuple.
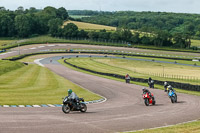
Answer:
(67, 11, 197, 48)
(80, 11, 200, 37)
(0, 6, 69, 38)
(0, 8, 198, 49)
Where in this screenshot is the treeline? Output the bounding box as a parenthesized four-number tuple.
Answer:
(79, 11, 200, 38)
(52, 23, 191, 49)
(0, 6, 68, 38)
(0, 7, 194, 49)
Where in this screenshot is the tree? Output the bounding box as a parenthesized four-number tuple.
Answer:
(42, 6, 57, 18)
(62, 23, 79, 37)
(120, 28, 132, 41)
(98, 29, 110, 40)
(56, 7, 69, 20)
(152, 30, 173, 47)
(173, 33, 190, 48)
(0, 14, 15, 37)
(110, 31, 121, 40)
(131, 32, 140, 44)
(15, 14, 32, 37)
(77, 30, 88, 38)
(141, 35, 152, 45)
(0, 7, 6, 11)
(88, 31, 98, 39)
(15, 6, 24, 14)
(48, 18, 63, 37)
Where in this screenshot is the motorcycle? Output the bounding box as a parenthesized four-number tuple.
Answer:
(168, 89, 177, 103)
(62, 97, 87, 113)
(148, 80, 154, 88)
(142, 92, 156, 106)
(125, 79, 130, 83)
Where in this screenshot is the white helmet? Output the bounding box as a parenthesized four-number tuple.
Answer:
(168, 85, 172, 89)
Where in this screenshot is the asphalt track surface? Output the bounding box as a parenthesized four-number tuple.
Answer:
(0, 44, 200, 133)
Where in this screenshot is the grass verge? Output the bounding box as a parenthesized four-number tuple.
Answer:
(0, 63, 101, 105)
(61, 57, 200, 85)
(0, 60, 25, 75)
(128, 120, 200, 133)
(58, 58, 200, 96)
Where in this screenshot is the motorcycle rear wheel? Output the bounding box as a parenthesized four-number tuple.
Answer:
(62, 104, 70, 113)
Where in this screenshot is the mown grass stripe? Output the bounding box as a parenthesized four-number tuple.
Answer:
(0, 61, 101, 105)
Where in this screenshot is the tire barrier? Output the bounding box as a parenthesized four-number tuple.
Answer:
(64, 59, 200, 92)
(3, 51, 192, 61)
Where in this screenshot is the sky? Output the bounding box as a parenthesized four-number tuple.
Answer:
(0, 0, 200, 14)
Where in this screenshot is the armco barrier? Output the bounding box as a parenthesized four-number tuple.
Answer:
(64, 59, 200, 92)
(3, 51, 192, 61)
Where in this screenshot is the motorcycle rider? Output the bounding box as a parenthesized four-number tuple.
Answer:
(67, 89, 80, 109)
(148, 77, 154, 88)
(148, 77, 152, 83)
(125, 74, 130, 83)
(164, 81, 169, 92)
(167, 85, 175, 92)
(142, 87, 153, 98)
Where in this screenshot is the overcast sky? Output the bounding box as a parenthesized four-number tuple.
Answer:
(0, 0, 200, 14)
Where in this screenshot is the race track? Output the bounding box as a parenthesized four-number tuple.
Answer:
(0, 44, 200, 133)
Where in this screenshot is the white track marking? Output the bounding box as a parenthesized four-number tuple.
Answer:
(47, 104, 55, 107)
(18, 105, 25, 107)
(29, 47, 36, 49)
(34, 58, 45, 67)
(48, 45, 55, 47)
(32, 105, 41, 107)
(38, 46, 45, 48)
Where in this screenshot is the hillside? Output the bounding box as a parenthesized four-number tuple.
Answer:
(63, 20, 116, 31)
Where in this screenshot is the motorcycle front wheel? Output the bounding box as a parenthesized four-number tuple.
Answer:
(144, 99, 149, 106)
(80, 103, 87, 112)
(62, 104, 70, 113)
(171, 96, 175, 103)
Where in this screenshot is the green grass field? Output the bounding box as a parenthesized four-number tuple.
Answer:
(191, 39, 200, 47)
(62, 57, 200, 85)
(0, 40, 17, 49)
(119, 55, 200, 66)
(0, 60, 101, 105)
(69, 15, 91, 18)
(0, 60, 25, 75)
(63, 20, 116, 31)
(130, 120, 200, 133)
